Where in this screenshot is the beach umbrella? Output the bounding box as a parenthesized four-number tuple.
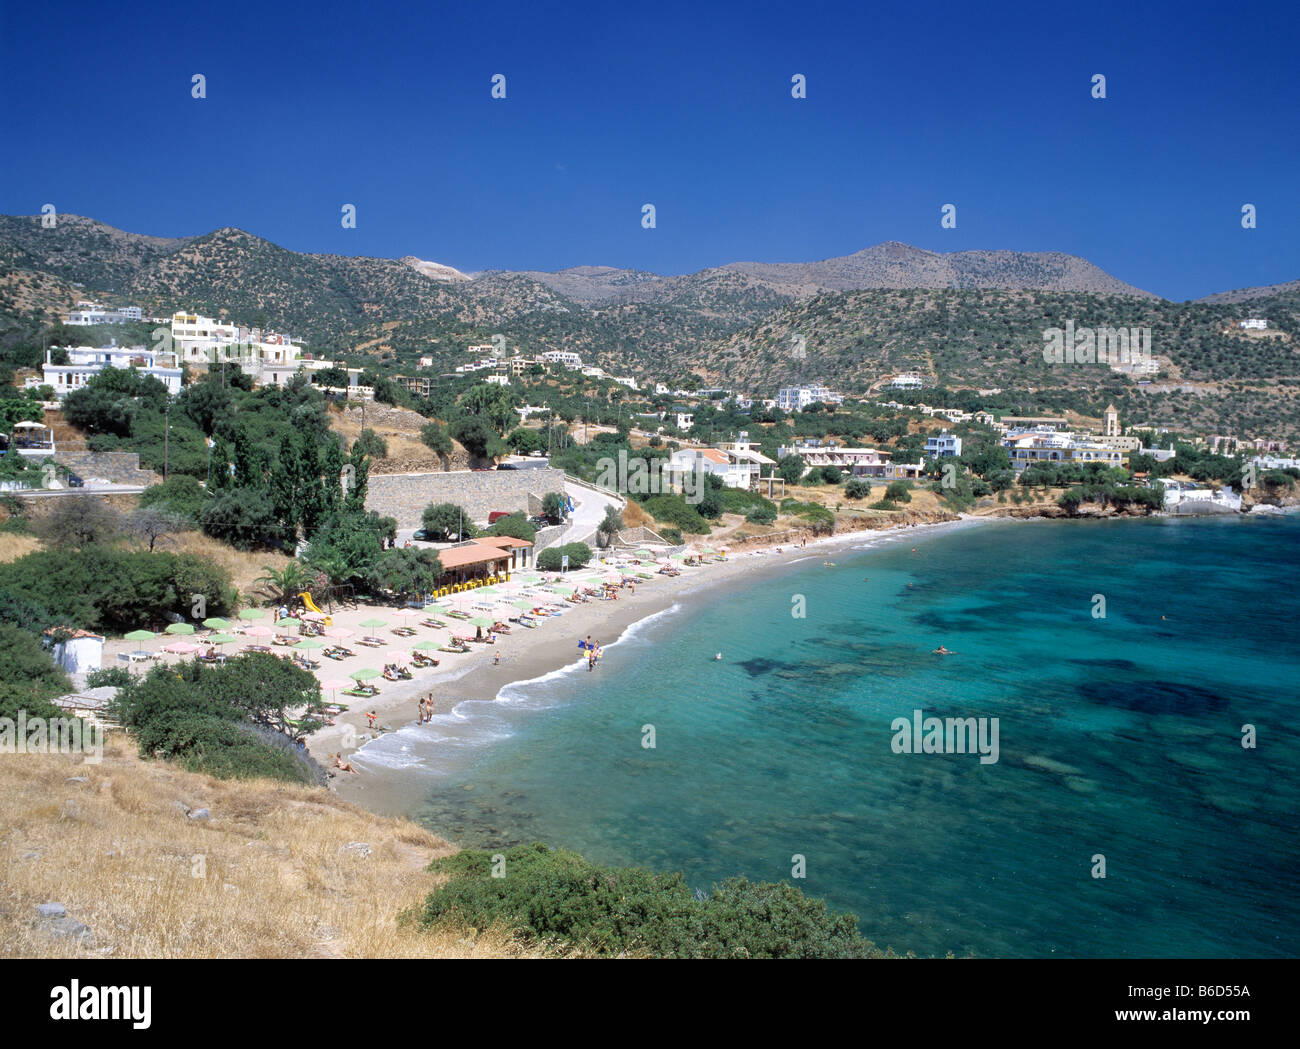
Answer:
(393, 608, 419, 620)
(636, 548, 653, 557)
(359, 617, 387, 629)
(208, 633, 237, 645)
(635, 572, 653, 579)
(325, 627, 354, 639)
(293, 639, 324, 651)
(349, 668, 381, 681)
(124, 629, 155, 642)
(701, 548, 717, 555)
(275, 617, 298, 629)
(512, 600, 536, 610)
(202, 617, 231, 630)
(163, 641, 198, 654)
(246, 625, 273, 638)
(411, 640, 441, 651)
(164, 622, 195, 635)
(321, 678, 350, 692)
(302, 610, 326, 621)
(550, 585, 574, 594)
(421, 602, 444, 612)
(239, 609, 267, 621)
(469, 617, 496, 628)
(670, 553, 686, 560)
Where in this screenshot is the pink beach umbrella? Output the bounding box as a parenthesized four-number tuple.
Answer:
(245, 625, 274, 638)
(325, 627, 354, 639)
(301, 610, 326, 622)
(163, 641, 198, 654)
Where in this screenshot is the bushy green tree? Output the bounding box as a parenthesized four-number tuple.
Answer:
(421, 502, 475, 541)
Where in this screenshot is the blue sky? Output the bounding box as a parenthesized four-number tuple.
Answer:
(2, 0, 1296, 299)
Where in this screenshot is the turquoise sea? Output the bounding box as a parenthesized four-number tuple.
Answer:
(368, 516, 1300, 958)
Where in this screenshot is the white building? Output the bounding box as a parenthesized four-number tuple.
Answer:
(777, 440, 923, 480)
(776, 383, 842, 411)
(668, 447, 750, 489)
(485, 374, 510, 386)
(168, 311, 311, 387)
(890, 373, 924, 390)
(925, 430, 963, 457)
(1239, 319, 1269, 330)
(1003, 430, 1126, 472)
(541, 350, 583, 369)
(1160, 481, 1242, 513)
(611, 376, 639, 391)
(43, 344, 183, 397)
(65, 305, 141, 326)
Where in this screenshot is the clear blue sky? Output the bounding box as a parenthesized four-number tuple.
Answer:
(2, 0, 1296, 299)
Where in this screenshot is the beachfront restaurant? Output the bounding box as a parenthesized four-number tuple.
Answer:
(469, 535, 533, 570)
(432, 536, 532, 593)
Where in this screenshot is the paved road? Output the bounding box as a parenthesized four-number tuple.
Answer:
(560, 479, 622, 545)
(9, 484, 148, 497)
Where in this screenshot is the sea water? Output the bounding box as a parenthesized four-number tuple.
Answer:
(397, 516, 1300, 958)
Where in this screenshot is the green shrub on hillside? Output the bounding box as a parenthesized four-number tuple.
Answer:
(643, 494, 710, 534)
(537, 542, 593, 572)
(0, 621, 71, 722)
(418, 842, 890, 959)
(0, 548, 234, 634)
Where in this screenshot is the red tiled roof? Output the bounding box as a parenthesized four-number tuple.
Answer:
(437, 545, 514, 570)
(471, 536, 534, 549)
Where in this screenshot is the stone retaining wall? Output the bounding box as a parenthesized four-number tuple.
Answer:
(51, 452, 158, 486)
(365, 468, 568, 529)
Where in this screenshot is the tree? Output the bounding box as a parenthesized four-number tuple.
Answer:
(128, 507, 189, 553)
(353, 428, 388, 459)
(885, 481, 913, 503)
(596, 504, 624, 547)
(541, 492, 567, 523)
(777, 454, 806, 486)
(484, 513, 537, 542)
(421, 502, 475, 542)
(201, 488, 285, 550)
(420, 421, 453, 457)
(451, 416, 506, 460)
(507, 427, 544, 455)
(255, 562, 316, 605)
(0, 621, 71, 722)
(844, 478, 871, 500)
(139, 474, 208, 524)
(311, 366, 350, 389)
(33, 495, 123, 549)
(366, 547, 444, 599)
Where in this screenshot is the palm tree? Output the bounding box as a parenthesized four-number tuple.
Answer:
(256, 562, 314, 605)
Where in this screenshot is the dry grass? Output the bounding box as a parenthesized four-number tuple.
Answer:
(0, 531, 42, 564)
(0, 743, 547, 958)
(164, 532, 294, 599)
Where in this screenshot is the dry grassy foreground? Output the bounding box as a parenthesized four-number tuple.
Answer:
(0, 740, 545, 958)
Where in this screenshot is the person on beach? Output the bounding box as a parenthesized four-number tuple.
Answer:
(417, 697, 425, 723)
(333, 753, 358, 774)
(493, 651, 501, 665)
(365, 710, 377, 729)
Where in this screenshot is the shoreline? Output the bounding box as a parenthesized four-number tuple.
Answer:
(323, 511, 980, 814)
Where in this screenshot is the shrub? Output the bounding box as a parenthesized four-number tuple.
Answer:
(421, 502, 475, 541)
(844, 478, 871, 500)
(85, 666, 135, 689)
(201, 488, 285, 550)
(419, 843, 887, 959)
(0, 621, 70, 722)
(484, 513, 537, 542)
(820, 466, 843, 484)
(643, 494, 710, 534)
(139, 474, 208, 524)
(352, 428, 388, 459)
(884, 481, 913, 503)
(537, 542, 593, 572)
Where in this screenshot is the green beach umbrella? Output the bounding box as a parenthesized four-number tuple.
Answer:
(635, 572, 653, 579)
(349, 668, 381, 681)
(202, 617, 231, 630)
(469, 617, 496, 628)
(701, 548, 717, 555)
(512, 600, 536, 610)
(164, 622, 196, 635)
(412, 640, 441, 651)
(359, 617, 387, 629)
(275, 617, 298, 628)
(636, 548, 653, 557)
(239, 609, 267, 621)
(124, 629, 155, 642)
(293, 639, 324, 651)
(550, 585, 574, 595)
(670, 553, 686, 560)
(208, 633, 237, 645)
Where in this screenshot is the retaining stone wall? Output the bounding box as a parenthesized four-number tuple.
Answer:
(365, 468, 569, 529)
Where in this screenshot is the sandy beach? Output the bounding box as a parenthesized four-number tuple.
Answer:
(322, 512, 973, 813)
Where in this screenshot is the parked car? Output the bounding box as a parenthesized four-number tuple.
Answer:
(487, 511, 513, 525)
(412, 528, 431, 541)
(66, 473, 85, 488)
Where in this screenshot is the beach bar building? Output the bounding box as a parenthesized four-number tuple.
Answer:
(433, 535, 533, 591)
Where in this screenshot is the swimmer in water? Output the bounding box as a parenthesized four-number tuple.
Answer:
(715, 653, 722, 661)
(823, 561, 835, 567)
(933, 645, 953, 655)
